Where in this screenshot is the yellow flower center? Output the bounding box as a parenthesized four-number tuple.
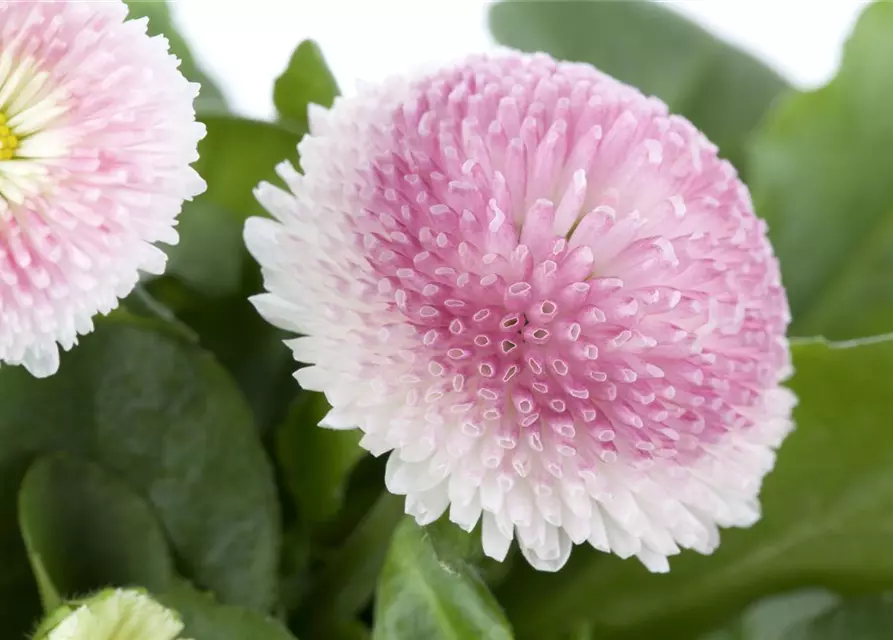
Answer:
(0, 53, 73, 203)
(0, 113, 20, 161)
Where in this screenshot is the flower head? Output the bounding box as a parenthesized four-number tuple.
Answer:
(246, 52, 795, 572)
(0, 0, 205, 377)
(34, 589, 189, 640)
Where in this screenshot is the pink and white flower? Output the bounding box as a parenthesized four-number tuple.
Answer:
(246, 52, 795, 572)
(0, 1, 205, 377)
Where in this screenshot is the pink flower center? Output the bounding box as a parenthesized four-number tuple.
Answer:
(347, 56, 788, 474)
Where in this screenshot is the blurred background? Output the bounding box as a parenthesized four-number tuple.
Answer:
(173, 0, 867, 120)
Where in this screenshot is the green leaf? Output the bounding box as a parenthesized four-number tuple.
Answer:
(26, 552, 63, 615)
(277, 392, 364, 526)
(422, 519, 516, 590)
(195, 117, 302, 220)
(423, 518, 485, 565)
(318, 454, 390, 544)
(488, 0, 789, 175)
(496, 335, 893, 639)
(0, 316, 280, 637)
(785, 594, 893, 640)
(146, 277, 295, 434)
(160, 580, 296, 640)
(19, 454, 174, 608)
(750, 1, 893, 340)
(164, 199, 245, 299)
(329, 622, 372, 640)
(124, 0, 228, 115)
(274, 40, 340, 134)
(373, 518, 514, 640)
(121, 287, 198, 344)
(278, 526, 313, 616)
(297, 492, 404, 634)
(701, 590, 840, 640)
(276, 392, 366, 618)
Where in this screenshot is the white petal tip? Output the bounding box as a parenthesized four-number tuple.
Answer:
(21, 344, 60, 378)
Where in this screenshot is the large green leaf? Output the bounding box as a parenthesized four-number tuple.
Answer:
(0, 315, 280, 636)
(124, 0, 228, 115)
(488, 0, 789, 174)
(496, 335, 893, 639)
(277, 392, 364, 527)
(750, 1, 893, 340)
(373, 518, 514, 640)
(19, 454, 175, 608)
(160, 580, 296, 640)
(274, 40, 340, 134)
(145, 276, 295, 435)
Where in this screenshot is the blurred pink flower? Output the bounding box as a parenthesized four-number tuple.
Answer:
(0, 1, 205, 377)
(246, 52, 795, 572)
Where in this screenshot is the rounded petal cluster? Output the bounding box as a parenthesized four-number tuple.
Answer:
(36, 589, 188, 640)
(0, 0, 206, 377)
(246, 53, 795, 572)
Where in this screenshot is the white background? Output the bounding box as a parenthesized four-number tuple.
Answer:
(172, 1, 870, 120)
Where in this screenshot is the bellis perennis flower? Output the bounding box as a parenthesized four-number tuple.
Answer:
(0, 1, 205, 377)
(246, 52, 795, 572)
(33, 589, 190, 640)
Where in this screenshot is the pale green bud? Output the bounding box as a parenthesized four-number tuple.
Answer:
(33, 588, 191, 640)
